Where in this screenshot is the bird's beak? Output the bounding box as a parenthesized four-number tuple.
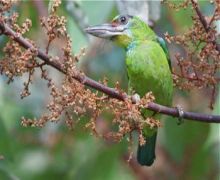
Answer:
(85, 23, 125, 38)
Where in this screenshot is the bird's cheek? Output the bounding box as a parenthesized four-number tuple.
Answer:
(113, 35, 130, 48)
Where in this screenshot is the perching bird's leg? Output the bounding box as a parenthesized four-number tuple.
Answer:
(176, 105, 184, 125)
(131, 93, 141, 104)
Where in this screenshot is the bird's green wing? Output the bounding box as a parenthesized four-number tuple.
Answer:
(156, 36, 171, 70)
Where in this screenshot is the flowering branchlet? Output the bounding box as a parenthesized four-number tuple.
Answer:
(0, 0, 219, 147)
(164, 0, 220, 109)
(0, 0, 157, 146)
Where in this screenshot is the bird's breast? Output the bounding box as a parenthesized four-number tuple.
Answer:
(126, 42, 173, 106)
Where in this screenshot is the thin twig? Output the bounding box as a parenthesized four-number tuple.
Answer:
(190, 0, 220, 52)
(0, 22, 219, 123)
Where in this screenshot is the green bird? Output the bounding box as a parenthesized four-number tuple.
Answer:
(85, 15, 173, 166)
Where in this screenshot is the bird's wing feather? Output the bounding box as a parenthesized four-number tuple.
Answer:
(156, 36, 171, 70)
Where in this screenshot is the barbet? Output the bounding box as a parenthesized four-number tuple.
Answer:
(85, 15, 173, 166)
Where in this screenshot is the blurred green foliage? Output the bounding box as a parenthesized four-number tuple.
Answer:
(0, 1, 219, 180)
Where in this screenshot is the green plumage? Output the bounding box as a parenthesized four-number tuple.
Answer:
(126, 39, 173, 165)
(85, 15, 173, 166)
(137, 132, 157, 166)
(120, 16, 173, 166)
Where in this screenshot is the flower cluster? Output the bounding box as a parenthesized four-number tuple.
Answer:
(164, 0, 220, 109)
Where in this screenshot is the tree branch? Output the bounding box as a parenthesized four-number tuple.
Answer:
(0, 22, 219, 123)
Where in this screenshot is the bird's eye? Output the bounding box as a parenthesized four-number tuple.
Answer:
(119, 16, 127, 24)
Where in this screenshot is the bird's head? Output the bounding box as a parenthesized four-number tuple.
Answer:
(85, 15, 156, 48)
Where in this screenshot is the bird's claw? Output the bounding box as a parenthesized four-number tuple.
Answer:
(176, 105, 184, 125)
(131, 93, 141, 104)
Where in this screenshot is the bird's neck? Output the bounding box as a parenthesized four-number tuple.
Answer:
(127, 41, 137, 51)
(126, 40, 148, 52)
(126, 31, 157, 51)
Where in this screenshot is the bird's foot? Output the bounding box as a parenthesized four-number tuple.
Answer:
(131, 93, 141, 104)
(176, 105, 184, 125)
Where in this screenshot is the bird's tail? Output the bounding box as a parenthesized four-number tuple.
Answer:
(137, 132, 157, 166)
